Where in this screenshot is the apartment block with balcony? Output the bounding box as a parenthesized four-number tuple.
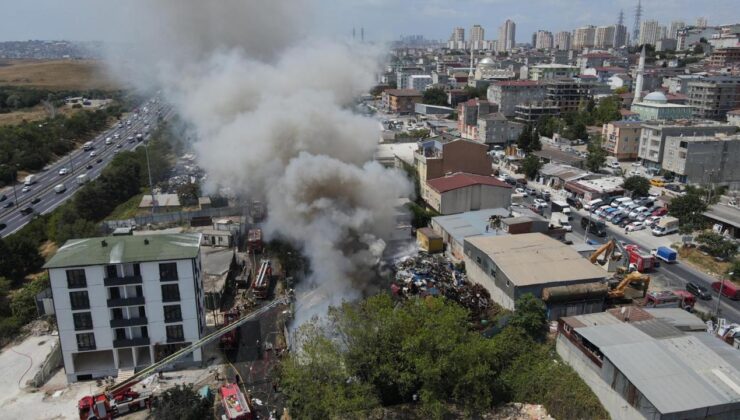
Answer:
(687, 76, 740, 120)
(601, 121, 642, 160)
(637, 121, 737, 171)
(44, 233, 205, 383)
(662, 133, 740, 188)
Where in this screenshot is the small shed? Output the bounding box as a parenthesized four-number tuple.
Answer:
(417, 227, 443, 253)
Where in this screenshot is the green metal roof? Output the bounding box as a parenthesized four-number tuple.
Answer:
(44, 233, 202, 269)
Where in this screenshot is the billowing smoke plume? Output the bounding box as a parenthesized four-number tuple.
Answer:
(106, 0, 412, 323)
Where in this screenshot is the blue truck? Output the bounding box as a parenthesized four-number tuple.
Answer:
(653, 246, 677, 263)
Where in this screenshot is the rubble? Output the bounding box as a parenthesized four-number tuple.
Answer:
(391, 252, 493, 323)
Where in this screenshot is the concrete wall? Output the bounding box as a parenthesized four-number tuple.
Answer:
(440, 140, 493, 177)
(31, 339, 63, 388)
(464, 253, 516, 309)
(662, 137, 740, 187)
(438, 184, 511, 215)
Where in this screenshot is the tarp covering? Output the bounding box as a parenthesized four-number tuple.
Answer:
(542, 283, 608, 303)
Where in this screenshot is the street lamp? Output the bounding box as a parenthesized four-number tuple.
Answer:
(715, 271, 733, 318)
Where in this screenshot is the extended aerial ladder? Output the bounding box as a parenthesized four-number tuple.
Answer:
(78, 297, 289, 419)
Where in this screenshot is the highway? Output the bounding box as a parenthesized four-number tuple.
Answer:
(0, 99, 170, 238)
(518, 193, 740, 323)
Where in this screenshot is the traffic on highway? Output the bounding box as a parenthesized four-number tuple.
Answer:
(0, 98, 171, 237)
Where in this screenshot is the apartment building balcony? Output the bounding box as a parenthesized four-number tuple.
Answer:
(110, 317, 148, 328)
(104, 275, 143, 287)
(113, 337, 150, 348)
(107, 296, 145, 308)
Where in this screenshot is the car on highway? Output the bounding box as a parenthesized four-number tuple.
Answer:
(30, 197, 41, 205)
(686, 282, 712, 300)
(0, 194, 6, 202)
(96, 158, 103, 163)
(86, 164, 93, 170)
(626, 221, 646, 232)
(90, 151, 97, 157)
(105, 137, 113, 145)
(116, 143, 123, 149)
(58, 167, 69, 176)
(19, 207, 33, 216)
(128, 136, 135, 143)
(2, 201, 13, 208)
(21, 186, 31, 193)
(533, 198, 548, 208)
(114, 133, 121, 139)
(0, 223, 5, 231)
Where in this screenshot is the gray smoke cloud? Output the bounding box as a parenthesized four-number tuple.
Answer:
(105, 0, 412, 323)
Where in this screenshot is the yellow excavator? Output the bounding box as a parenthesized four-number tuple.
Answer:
(589, 238, 650, 300)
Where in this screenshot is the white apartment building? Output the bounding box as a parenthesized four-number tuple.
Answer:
(554, 31, 572, 50)
(573, 26, 596, 50)
(535, 30, 553, 50)
(637, 121, 737, 171)
(639, 20, 660, 46)
(45, 233, 206, 383)
(594, 26, 615, 49)
(408, 74, 433, 91)
(498, 19, 516, 52)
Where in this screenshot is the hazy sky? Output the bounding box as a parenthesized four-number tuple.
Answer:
(1, 0, 738, 43)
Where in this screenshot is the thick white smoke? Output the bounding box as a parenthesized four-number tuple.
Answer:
(105, 0, 412, 323)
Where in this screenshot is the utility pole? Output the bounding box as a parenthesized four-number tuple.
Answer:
(143, 141, 156, 215)
(715, 272, 733, 318)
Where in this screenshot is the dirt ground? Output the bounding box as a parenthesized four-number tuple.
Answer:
(0, 59, 122, 90)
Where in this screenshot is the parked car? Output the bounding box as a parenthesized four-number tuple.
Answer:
(636, 209, 653, 221)
(686, 282, 712, 300)
(652, 207, 668, 217)
(612, 213, 628, 225)
(533, 198, 548, 208)
(515, 187, 527, 196)
(646, 216, 662, 227)
(650, 178, 666, 187)
(618, 200, 634, 211)
(525, 186, 536, 195)
(594, 205, 611, 217)
(602, 207, 618, 219)
(626, 221, 646, 232)
(618, 217, 633, 228)
(607, 210, 624, 222)
(629, 206, 648, 219)
(665, 184, 683, 193)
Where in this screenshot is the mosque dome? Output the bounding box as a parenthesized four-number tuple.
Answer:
(643, 91, 668, 103)
(478, 57, 495, 66)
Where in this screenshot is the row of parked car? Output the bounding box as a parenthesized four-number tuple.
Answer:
(589, 196, 669, 232)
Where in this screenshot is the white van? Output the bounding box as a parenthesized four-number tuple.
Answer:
(583, 198, 603, 211)
(611, 197, 631, 208)
(83, 141, 93, 151)
(24, 175, 37, 186)
(54, 183, 67, 194)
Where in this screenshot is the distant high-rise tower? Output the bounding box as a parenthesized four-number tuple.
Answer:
(668, 21, 686, 39)
(639, 20, 660, 46)
(618, 9, 624, 27)
(352, 27, 356, 41)
(497, 19, 516, 52)
(361, 27, 364, 42)
(634, 45, 646, 103)
(633, 0, 643, 46)
(554, 31, 571, 50)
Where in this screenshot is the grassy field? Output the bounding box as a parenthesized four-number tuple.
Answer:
(0, 59, 122, 90)
(106, 190, 146, 220)
(677, 245, 731, 278)
(0, 103, 84, 126)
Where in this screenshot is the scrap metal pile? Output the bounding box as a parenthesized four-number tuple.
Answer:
(391, 252, 492, 322)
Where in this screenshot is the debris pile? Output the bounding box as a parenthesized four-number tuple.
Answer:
(391, 253, 492, 322)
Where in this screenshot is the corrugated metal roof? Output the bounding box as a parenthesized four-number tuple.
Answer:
(44, 233, 202, 268)
(632, 318, 684, 339)
(432, 208, 510, 245)
(644, 308, 708, 331)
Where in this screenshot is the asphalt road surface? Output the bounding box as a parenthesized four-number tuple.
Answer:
(0, 100, 171, 237)
(519, 193, 740, 323)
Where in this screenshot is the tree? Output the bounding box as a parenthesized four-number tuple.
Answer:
(614, 86, 629, 94)
(728, 260, 740, 281)
(509, 294, 548, 341)
(669, 193, 708, 233)
(422, 87, 448, 106)
(1, 236, 44, 284)
(521, 155, 542, 180)
(516, 125, 532, 152)
(585, 137, 607, 173)
(153, 385, 212, 420)
(623, 175, 651, 197)
(463, 85, 487, 99)
(592, 95, 622, 124)
(695, 231, 738, 260)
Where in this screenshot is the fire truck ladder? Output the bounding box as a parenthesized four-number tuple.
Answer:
(107, 297, 289, 396)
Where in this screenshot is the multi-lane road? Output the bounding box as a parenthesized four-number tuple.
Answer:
(517, 193, 740, 323)
(0, 99, 170, 237)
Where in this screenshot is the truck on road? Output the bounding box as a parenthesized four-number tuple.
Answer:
(24, 175, 37, 186)
(54, 183, 67, 194)
(550, 212, 572, 232)
(550, 200, 572, 219)
(76, 174, 89, 185)
(83, 141, 94, 151)
(652, 216, 679, 236)
(652, 246, 677, 263)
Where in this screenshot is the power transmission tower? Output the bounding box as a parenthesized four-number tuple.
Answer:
(633, 0, 642, 45)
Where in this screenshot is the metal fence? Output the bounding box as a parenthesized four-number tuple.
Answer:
(102, 206, 249, 232)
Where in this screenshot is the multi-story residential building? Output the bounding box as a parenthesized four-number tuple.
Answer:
(44, 233, 205, 383)
(414, 138, 493, 192)
(668, 21, 686, 39)
(554, 31, 571, 51)
(639, 20, 661, 46)
(544, 79, 595, 114)
(528, 64, 578, 81)
(477, 112, 524, 147)
(497, 19, 516, 52)
(662, 133, 740, 187)
(637, 120, 737, 170)
(594, 26, 616, 49)
(459, 98, 493, 140)
(601, 121, 642, 160)
(664, 74, 705, 94)
(514, 102, 560, 124)
(577, 52, 617, 72)
(613, 24, 628, 47)
(534, 30, 553, 50)
(686, 76, 740, 120)
(450, 27, 465, 43)
(676, 25, 720, 50)
(709, 48, 740, 68)
(630, 91, 694, 121)
(395, 66, 424, 89)
(572, 26, 596, 50)
(408, 74, 433, 91)
(487, 80, 546, 117)
(381, 89, 423, 114)
(470, 25, 485, 50)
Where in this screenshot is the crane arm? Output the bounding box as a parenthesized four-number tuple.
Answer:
(609, 272, 650, 298)
(108, 297, 289, 395)
(589, 239, 615, 264)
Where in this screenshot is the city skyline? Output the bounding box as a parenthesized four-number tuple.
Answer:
(1, 0, 738, 43)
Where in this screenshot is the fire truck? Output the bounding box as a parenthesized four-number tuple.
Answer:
(77, 299, 287, 419)
(220, 383, 255, 419)
(220, 310, 241, 351)
(252, 259, 272, 299)
(624, 244, 655, 273)
(247, 229, 263, 253)
(643, 290, 695, 311)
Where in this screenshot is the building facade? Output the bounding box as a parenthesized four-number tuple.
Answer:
(554, 31, 572, 50)
(477, 112, 524, 147)
(602, 121, 642, 160)
(424, 173, 512, 215)
(639, 20, 660, 45)
(637, 120, 737, 170)
(573, 26, 596, 50)
(630, 91, 694, 121)
(662, 133, 740, 188)
(458, 98, 493, 140)
(529, 64, 579, 81)
(44, 234, 205, 383)
(594, 26, 616, 49)
(686, 76, 740, 120)
(381, 89, 423, 114)
(487, 80, 546, 117)
(497, 19, 516, 52)
(535, 30, 554, 49)
(514, 102, 560, 124)
(544, 79, 595, 114)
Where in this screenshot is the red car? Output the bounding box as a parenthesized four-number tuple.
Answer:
(652, 207, 668, 217)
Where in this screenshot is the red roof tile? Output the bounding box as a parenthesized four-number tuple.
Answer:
(427, 173, 511, 194)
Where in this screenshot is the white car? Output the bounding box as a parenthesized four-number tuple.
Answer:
(21, 186, 31, 193)
(90, 151, 97, 157)
(58, 167, 69, 176)
(626, 221, 646, 232)
(114, 133, 121, 139)
(515, 187, 528, 197)
(533, 198, 548, 208)
(105, 137, 112, 145)
(629, 206, 648, 219)
(594, 205, 611, 217)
